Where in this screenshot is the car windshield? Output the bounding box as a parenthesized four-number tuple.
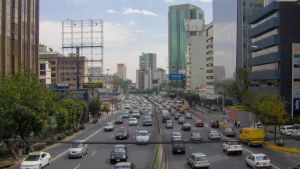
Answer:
(256, 156, 269, 161)
(24, 155, 40, 161)
(70, 143, 83, 148)
(138, 132, 148, 136)
(113, 148, 126, 153)
(226, 128, 233, 132)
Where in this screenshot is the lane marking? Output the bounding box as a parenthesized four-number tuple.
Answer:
(90, 150, 97, 156)
(74, 164, 81, 169)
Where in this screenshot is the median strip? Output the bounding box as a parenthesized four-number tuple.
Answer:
(264, 142, 300, 155)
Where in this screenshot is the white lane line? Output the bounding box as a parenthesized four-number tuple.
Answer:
(52, 126, 104, 162)
(74, 164, 81, 169)
(90, 150, 97, 156)
(190, 113, 281, 169)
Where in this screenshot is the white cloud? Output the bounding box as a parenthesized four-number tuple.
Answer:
(123, 8, 159, 16)
(128, 20, 137, 26)
(197, 0, 212, 3)
(164, 0, 174, 2)
(106, 9, 117, 14)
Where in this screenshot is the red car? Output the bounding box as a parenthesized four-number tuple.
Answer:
(195, 120, 204, 127)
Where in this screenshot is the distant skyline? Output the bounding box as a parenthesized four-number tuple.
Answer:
(40, 0, 213, 81)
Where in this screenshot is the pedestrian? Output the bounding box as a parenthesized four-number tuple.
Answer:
(237, 120, 240, 127)
(106, 109, 109, 115)
(234, 120, 237, 128)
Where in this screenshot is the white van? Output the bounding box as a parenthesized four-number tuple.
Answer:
(280, 125, 296, 136)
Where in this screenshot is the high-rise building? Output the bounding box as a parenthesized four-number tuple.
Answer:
(248, 1, 300, 118)
(136, 69, 152, 90)
(0, 0, 40, 77)
(152, 68, 167, 89)
(139, 53, 157, 71)
(205, 22, 214, 96)
(213, 0, 262, 82)
(117, 64, 127, 80)
(168, 4, 205, 75)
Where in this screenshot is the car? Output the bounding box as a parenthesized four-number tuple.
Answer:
(136, 130, 150, 144)
(178, 116, 185, 124)
(172, 143, 185, 154)
(145, 111, 153, 117)
(245, 153, 271, 169)
(185, 112, 192, 119)
(293, 165, 300, 169)
(171, 132, 183, 142)
(104, 122, 115, 132)
(112, 162, 136, 169)
(291, 129, 300, 140)
(182, 122, 192, 131)
(208, 130, 221, 140)
(190, 132, 202, 142)
(20, 152, 51, 169)
(128, 118, 138, 126)
(165, 121, 173, 129)
(114, 144, 128, 152)
(280, 125, 296, 136)
(174, 113, 181, 120)
(187, 153, 210, 169)
(110, 147, 128, 163)
(170, 109, 176, 116)
(222, 141, 242, 155)
(209, 120, 219, 128)
(115, 127, 129, 140)
(211, 106, 218, 111)
(68, 140, 88, 158)
(142, 118, 152, 126)
(132, 112, 140, 119)
(223, 128, 236, 137)
(195, 120, 204, 127)
(122, 112, 130, 118)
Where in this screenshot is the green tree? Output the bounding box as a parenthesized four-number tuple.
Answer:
(88, 98, 102, 118)
(0, 70, 54, 158)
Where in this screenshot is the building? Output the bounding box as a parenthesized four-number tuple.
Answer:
(39, 45, 64, 84)
(213, 0, 262, 82)
(152, 68, 167, 89)
(136, 69, 152, 90)
(88, 67, 102, 82)
(168, 4, 205, 76)
(205, 22, 214, 96)
(56, 56, 88, 89)
(248, 1, 300, 118)
(117, 64, 127, 80)
(0, 0, 40, 77)
(139, 53, 157, 71)
(39, 60, 51, 85)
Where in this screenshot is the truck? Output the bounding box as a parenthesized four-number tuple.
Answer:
(239, 127, 265, 146)
(162, 110, 170, 123)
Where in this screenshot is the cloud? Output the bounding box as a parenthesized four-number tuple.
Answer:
(106, 9, 117, 14)
(40, 21, 62, 52)
(123, 8, 159, 16)
(197, 0, 212, 3)
(128, 20, 136, 26)
(164, 0, 174, 2)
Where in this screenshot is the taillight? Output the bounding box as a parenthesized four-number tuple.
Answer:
(256, 162, 260, 165)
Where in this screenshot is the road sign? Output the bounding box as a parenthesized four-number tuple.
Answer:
(169, 74, 184, 81)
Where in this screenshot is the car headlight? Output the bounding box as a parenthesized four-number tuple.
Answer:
(122, 155, 126, 158)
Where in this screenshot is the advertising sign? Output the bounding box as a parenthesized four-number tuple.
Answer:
(169, 74, 184, 81)
(292, 43, 300, 118)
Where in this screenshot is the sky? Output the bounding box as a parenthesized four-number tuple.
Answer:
(40, 0, 213, 82)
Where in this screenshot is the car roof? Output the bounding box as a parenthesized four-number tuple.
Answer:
(29, 152, 43, 155)
(252, 153, 266, 156)
(115, 162, 132, 166)
(192, 153, 206, 157)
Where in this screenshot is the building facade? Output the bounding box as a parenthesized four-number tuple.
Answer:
(139, 53, 157, 71)
(117, 63, 126, 80)
(0, 0, 40, 77)
(248, 1, 300, 118)
(152, 68, 167, 89)
(88, 67, 102, 82)
(205, 22, 214, 96)
(39, 60, 51, 85)
(136, 69, 152, 90)
(168, 4, 205, 75)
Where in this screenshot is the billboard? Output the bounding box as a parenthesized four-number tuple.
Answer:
(169, 74, 184, 81)
(184, 19, 204, 32)
(292, 43, 300, 118)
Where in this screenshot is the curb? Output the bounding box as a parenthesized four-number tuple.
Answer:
(264, 142, 300, 155)
(0, 161, 16, 169)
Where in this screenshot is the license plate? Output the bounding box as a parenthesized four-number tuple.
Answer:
(177, 150, 181, 152)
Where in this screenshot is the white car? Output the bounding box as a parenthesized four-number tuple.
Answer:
(128, 118, 138, 126)
(68, 140, 88, 158)
(136, 130, 150, 144)
(104, 122, 115, 132)
(208, 130, 221, 140)
(222, 141, 242, 155)
(171, 132, 183, 141)
(20, 152, 51, 169)
(246, 153, 272, 169)
(280, 125, 296, 136)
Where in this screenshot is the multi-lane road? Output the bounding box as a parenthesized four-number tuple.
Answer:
(10, 96, 300, 169)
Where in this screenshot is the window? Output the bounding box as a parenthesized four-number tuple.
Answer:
(40, 64, 46, 70)
(252, 63, 277, 72)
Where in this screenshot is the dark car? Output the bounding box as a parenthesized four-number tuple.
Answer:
(209, 120, 219, 128)
(112, 162, 136, 169)
(223, 127, 236, 137)
(115, 117, 123, 124)
(172, 143, 185, 154)
(115, 127, 129, 140)
(143, 118, 152, 126)
(110, 147, 127, 163)
(182, 122, 191, 131)
(174, 113, 181, 120)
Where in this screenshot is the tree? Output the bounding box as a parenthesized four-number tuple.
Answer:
(88, 98, 102, 118)
(0, 70, 54, 158)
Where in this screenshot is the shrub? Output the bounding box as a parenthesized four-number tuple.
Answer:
(33, 143, 47, 151)
(65, 130, 72, 136)
(92, 119, 98, 124)
(79, 125, 85, 130)
(73, 128, 79, 133)
(56, 133, 66, 140)
(276, 142, 285, 147)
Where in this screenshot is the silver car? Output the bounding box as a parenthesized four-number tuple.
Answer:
(68, 140, 88, 158)
(208, 130, 221, 140)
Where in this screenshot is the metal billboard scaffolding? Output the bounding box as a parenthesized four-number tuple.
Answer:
(62, 19, 104, 89)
